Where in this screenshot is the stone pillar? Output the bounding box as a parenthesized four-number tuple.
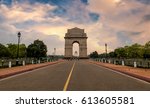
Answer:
(23, 61, 25, 66)
(1, 60, 4, 67)
(122, 61, 125, 66)
(38, 60, 40, 64)
(9, 61, 11, 68)
(114, 60, 116, 65)
(134, 62, 137, 68)
(32, 60, 34, 64)
(79, 39, 87, 58)
(65, 47, 72, 58)
(64, 39, 72, 58)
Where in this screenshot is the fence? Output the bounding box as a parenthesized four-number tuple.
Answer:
(0, 57, 58, 68)
(94, 58, 150, 68)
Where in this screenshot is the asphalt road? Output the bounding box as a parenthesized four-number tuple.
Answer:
(0, 60, 150, 91)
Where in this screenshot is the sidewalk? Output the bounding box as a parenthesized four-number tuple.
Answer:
(89, 60, 150, 83)
(0, 60, 64, 79)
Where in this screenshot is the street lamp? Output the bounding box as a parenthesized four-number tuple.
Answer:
(16, 32, 21, 65)
(105, 43, 107, 57)
(105, 43, 108, 63)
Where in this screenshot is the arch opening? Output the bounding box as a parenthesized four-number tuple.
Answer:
(72, 42, 79, 57)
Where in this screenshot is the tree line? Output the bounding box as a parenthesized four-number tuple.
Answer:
(0, 39, 47, 59)
(90, 41, 150, 59)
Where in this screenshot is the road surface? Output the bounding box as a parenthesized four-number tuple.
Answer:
(0, 60, 150, 91)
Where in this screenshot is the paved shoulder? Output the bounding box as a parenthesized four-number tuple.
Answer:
(0, 61, 74, 91)
(67, 60, 150, 91)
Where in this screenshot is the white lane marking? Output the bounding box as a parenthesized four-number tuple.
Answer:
(0, 62, 64, 82)
(90, 62, 150, 85)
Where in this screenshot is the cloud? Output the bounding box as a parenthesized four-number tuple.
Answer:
(0, 2, 64, 55)
(0, 0, 150, 55)
(0, 2, 56, 23)
(136, 0, 150, 5)
(87, 0, 150, 50)
(117, 31, 143, 36)
(142, 14, 150, 22)
(51, 0, 100, 24)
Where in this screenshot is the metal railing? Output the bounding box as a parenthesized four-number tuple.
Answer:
(0, 57, 59, 68)
(93, 58, 150, 68)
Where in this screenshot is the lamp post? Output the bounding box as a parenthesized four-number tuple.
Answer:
(54, 48, 56, 60)
(16, 32, 21, 66)
(54, 48, 56, 56)
(105, 43, 107, 63)
(105, 43, 107, 57)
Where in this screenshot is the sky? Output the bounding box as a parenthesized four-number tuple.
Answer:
(0, 0, 150, 55)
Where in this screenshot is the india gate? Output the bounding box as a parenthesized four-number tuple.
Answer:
(64, 27, 88, 59)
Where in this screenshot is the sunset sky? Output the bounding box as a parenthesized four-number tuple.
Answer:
(0, 0, 150, 55)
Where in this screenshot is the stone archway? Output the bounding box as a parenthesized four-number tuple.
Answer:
(64, 27, 88, 59)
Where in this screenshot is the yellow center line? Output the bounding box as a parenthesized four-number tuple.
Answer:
(63, 61, 76, 91)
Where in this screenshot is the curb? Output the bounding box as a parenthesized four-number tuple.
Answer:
(89, 61, 150, 83)
(0, 61, 63, 79)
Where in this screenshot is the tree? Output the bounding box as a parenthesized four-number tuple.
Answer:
(7, 44, 17, 58)
(108, 51, 116, 58)
(114, 47, 127, 58)
(98, 53, 107, 58)
(112, 44, 144, 59)
(98, 41, 150, 59)
(127, 43, 144, 58)
(7, 44, 27, 58)
(0, 43, 10, 58)
(144, 41, 150, 59)
(27, 39, 47, 58)
(19, 44, 27, 58)
(89, 51, 99, 58)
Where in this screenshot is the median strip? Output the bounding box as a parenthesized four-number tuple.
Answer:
(63, 61, 76, 91)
